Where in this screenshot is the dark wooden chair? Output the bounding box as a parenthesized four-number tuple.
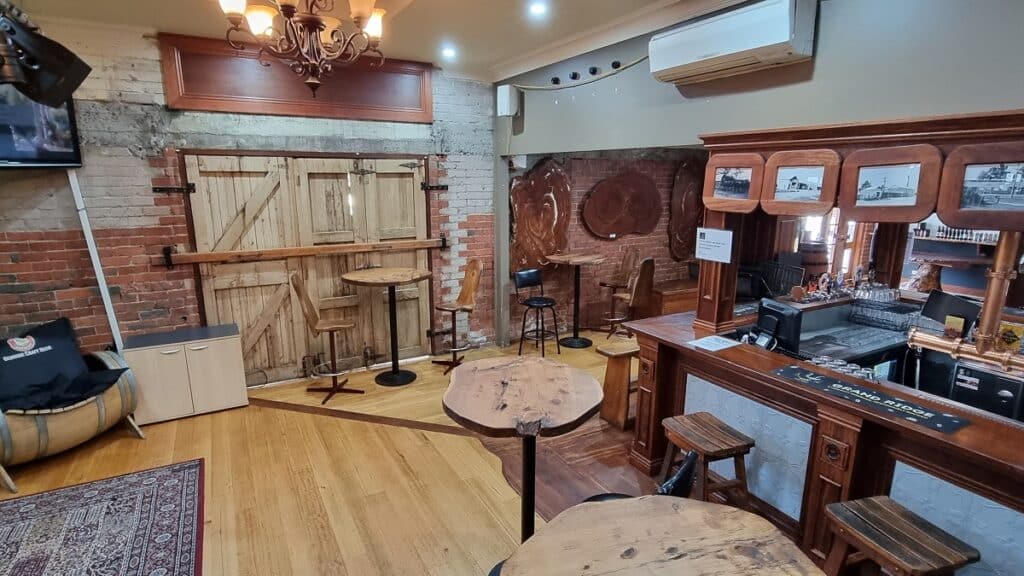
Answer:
(824, 496, 980, 576)
(432, 259, 482, 375)
(661, 412, 754, 509)
(514, 268, 560, 357)
(604, 257, 654, 339)
(600, 247, 639, 327)
(290, 273, 364, 404)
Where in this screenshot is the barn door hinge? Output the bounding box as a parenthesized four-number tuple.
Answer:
(162, 246, 177, 268)
(351, 168, 376, 176)
(400, 161, 423, 169)
(421, 183, 448, 192)
(153, 183, 196, 194)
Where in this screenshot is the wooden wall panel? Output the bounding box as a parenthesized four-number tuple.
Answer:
(159, 33, 432, 123)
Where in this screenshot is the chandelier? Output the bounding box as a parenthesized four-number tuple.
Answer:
(218, 0, 385, 95)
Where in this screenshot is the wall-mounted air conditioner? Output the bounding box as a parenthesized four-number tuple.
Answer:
(649, 0, 816, 85)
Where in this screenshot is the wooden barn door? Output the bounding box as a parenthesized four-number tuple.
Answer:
(185, 155, 306, 384)
(186, 154, 430, 385)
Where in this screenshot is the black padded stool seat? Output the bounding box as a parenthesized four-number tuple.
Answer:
(824, 496, 980, 576)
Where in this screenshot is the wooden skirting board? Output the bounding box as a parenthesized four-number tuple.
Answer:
(156, 238, 445, 266)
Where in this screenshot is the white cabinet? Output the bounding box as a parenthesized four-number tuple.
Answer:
(124, 325, 248, 425)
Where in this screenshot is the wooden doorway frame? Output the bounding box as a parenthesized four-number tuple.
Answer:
(170, 148, 440, 366)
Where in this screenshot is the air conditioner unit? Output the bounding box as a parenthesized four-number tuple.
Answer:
(649, 0, 816, 85)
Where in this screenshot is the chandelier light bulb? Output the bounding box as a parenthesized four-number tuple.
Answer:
(244, 5, 278, 36)
(219, 0, 247, 16)
(319, 16, 341, 45)
(365, 9, 385, 40)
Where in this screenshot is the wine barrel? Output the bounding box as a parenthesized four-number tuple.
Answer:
(0, 351, 138, 492)
(799, 242, 830, 281)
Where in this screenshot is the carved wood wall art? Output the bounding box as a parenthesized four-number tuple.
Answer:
(580, 172, 661, 240)
(669, 158, 706, 261)
(510, 157, 571, 270)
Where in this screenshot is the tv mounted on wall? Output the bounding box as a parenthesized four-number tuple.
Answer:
(0, 84, 81, 169)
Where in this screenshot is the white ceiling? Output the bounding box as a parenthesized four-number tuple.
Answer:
(19, 0, 670, 80)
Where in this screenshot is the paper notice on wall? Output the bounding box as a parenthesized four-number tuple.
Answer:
(695, 227, 733, 264)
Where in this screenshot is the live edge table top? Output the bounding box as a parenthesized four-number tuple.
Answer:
(340, 267, 432, 287)
(546, 252, 607, 266)
(623, 312, 1024, 488)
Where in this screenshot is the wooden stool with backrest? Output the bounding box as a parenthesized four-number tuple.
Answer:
(433, 259, 482, 375)
(604, 257, 655, 339)
(290, 273, 364, 404)
(514, 268, 560, 357)
(596, 338, 640, 429)
(600, 247, 639, 328)
(660, 412, 754, 509)
(824, 496, 979, 576)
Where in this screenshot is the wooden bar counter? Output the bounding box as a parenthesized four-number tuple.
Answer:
(623, 311, 1024, 563)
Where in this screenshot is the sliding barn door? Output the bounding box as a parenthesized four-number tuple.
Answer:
(186, 154, 430, 385)
(185, 155, 306, 384)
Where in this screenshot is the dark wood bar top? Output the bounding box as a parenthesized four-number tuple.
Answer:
(624, 311, 1024, 561)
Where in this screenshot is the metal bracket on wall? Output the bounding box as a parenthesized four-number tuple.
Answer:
(162, 246, 177, 268)
(152, 183, 196, 194)
(400, 161, 423, 169)
(351, 168, 376, 176)
(421, 183, 448, 192)
(439, 235, 448, 249)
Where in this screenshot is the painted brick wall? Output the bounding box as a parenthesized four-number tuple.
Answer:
(0, 17, 495, 355)
(509, 151, 705, 342)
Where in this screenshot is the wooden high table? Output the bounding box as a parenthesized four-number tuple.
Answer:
(442, 357, 602, 542)
(546, 252, 606, 349)
(341, 267, 431, 387)
(500, 495, 823, 575)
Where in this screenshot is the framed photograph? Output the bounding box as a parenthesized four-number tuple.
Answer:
(761, 149, 840, 216)
(838, 144, 943, 222)
(702, 153, 764, 213)
(938, 142, 1024, 230)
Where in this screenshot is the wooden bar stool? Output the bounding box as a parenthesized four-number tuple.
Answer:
(604, 257, 654, 339)
(514, 268, 560, 357)
(433, 259, 482, 375)
(596, 339, 640, 430)
(599, 247, 639, 327)
(290, 273, 364, 404)
(660, 412, 754, 508)
(824, 496, 979, 576)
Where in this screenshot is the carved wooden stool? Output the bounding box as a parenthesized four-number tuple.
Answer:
(660, 412, 754, 509)
(824, 496, 979, 576)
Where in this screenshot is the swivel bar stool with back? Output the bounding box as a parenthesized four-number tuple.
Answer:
(604, 257, 655, 339)
(432, 259, 482, 375)
(290, 272, 364, 404)
(514, 268, 561, 357)
(599, 247, 639, 331)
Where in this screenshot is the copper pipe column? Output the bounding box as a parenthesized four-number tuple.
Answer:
(975, 231, 1022, 354)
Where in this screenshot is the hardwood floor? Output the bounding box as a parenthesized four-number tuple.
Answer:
(1, 331, 652, 575)
(0, 405, 525, 575)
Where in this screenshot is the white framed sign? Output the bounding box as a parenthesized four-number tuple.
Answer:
(695, 227, 733, 264)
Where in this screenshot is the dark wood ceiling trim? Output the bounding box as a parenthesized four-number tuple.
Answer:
(158, 33, 433, 124)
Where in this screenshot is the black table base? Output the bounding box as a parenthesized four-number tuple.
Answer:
(521, 435, 536, 542)
(376, 285, 417, 387)
(559, 264, 592, 349)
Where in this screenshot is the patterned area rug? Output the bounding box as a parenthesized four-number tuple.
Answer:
(0, 460, 204, 576)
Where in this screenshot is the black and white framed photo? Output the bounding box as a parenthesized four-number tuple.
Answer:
(938, 142, 1024, 230)
(775, 167, 824, 202)
(960, 163, 1024, 211)
(761, 149, 840, 216)
(854, 163, 922, 207)
(713, 167, 753, 199)
(839, 144, 942, 223)
(703, 153, 764, 213)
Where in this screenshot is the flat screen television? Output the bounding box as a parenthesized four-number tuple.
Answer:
(0, 84, 81, 168)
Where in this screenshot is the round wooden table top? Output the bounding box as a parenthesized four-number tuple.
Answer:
(443, 357, 602, 438)
(500, 496, 824, 576)
(340, 267, 432, 287)
(546, 252, 607, 266)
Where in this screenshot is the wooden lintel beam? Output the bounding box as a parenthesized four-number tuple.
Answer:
(157, 238, 445, 266)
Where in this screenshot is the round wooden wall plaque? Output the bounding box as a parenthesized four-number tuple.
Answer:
(581, 172, 661, 240)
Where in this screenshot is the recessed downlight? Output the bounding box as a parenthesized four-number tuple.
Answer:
(528, 1, 548, 18)
(441, 45, 457, 61)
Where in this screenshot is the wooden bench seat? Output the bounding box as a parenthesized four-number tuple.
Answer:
(597, 340, 640, 429)
(824, 496, 980, 576)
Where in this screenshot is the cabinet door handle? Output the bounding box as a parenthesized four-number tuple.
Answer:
(187, 345, 209, 351)
(160, 348, 181, 355)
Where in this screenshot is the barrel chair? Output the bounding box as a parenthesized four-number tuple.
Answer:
(0, 350, 144, 493)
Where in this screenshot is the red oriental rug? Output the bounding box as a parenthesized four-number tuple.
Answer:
(0, 460, 204, 576)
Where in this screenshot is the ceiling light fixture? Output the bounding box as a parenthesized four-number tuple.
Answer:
(528, 2, 548, 17)
(218, 0, 386, 96)
(441, 45, 457, 61)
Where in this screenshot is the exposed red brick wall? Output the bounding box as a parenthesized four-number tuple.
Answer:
(0, 147, 200, 351)
(510, 155, 698, 341)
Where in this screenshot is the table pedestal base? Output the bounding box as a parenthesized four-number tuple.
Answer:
(559, 336, 593, 349)
(375, 369, 417, 387)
